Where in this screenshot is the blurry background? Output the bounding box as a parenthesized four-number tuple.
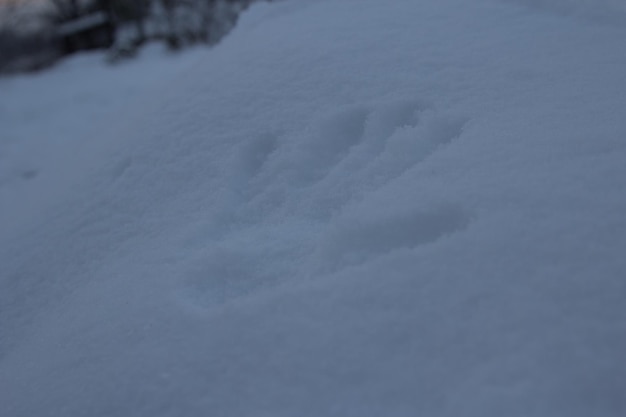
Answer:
(0, 0, 260, 73)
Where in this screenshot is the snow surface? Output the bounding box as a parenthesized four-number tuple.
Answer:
(0, 43, 206, 235)
(1, 0, 626, 416)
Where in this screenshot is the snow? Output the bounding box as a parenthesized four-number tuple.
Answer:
(0, 43, 206, 235)
(1, 0, 626, 416)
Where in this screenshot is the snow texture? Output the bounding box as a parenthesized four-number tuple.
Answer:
(1, 0, 626, 416)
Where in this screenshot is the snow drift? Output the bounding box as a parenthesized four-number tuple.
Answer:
(1, 0, 626, 416)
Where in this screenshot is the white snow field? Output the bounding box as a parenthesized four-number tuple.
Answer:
(1, 0, 626, 416)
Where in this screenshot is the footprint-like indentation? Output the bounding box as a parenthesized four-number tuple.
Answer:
(294, 104, 467, 220)
(176, 248, 266, 311)
(175, 100, 471, 314)
(423, 114, 466, 147)
(240, 105, 372, 211)
(109, 156, 133, 182)
(175, 221, 311, 312)
(365, 99, 424, 141)
(315, 204, 471, 273)
(307, 100, 426, 181)
(239, 133, 279, 177)
(363, 112, 467, 186)
(383, 112, 466, 163)
(316, 102, 466, 191)
(318, 106, 369, 152)
(299, 105, 370, 180)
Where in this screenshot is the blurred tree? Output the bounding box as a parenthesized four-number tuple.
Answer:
(109, 0, 151, 43)
(0, 0, 59, 72)
(49, 0, 82, 21)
